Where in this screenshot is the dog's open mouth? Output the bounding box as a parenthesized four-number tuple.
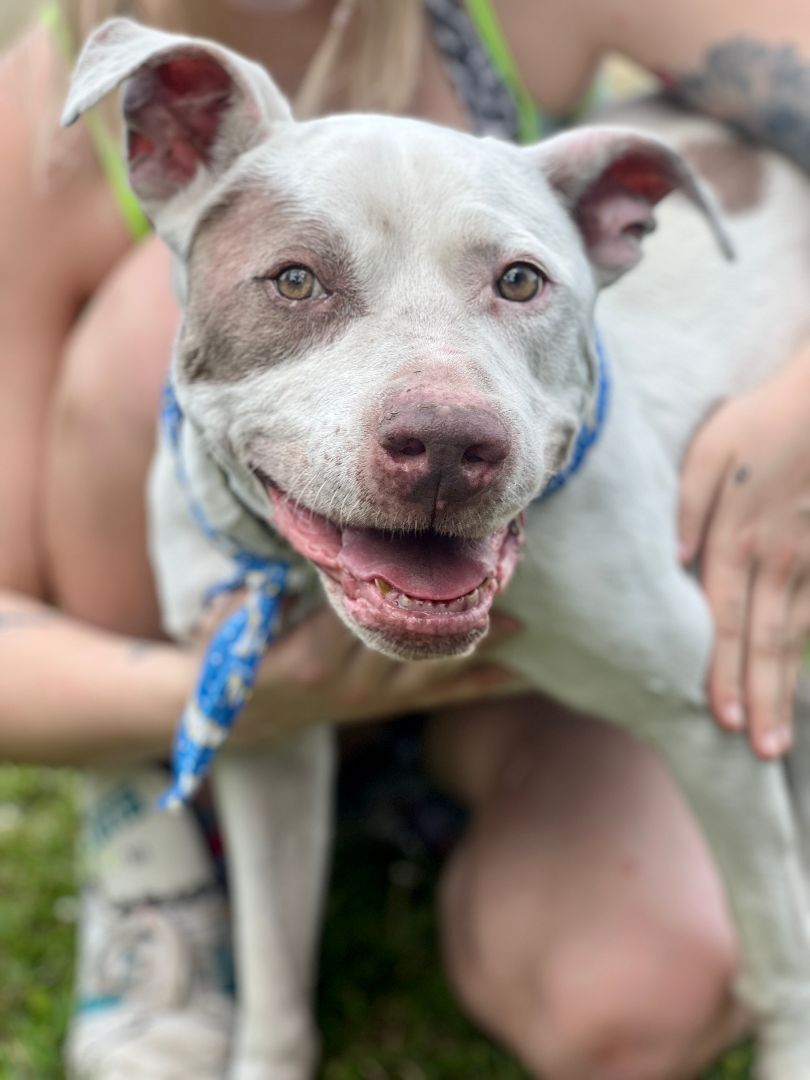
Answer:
(258, 479, 523, 652)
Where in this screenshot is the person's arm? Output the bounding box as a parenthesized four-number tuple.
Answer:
(590, 0, 810, 756)
(0, 591, 191, 765)
(0, 23, 134, 598)
(497, 0, 810, 755)
(0, 26, 176, 766)
(593, 0, 810, 756)
(591, 0, 810, 174)
(0, 590, 515, 766)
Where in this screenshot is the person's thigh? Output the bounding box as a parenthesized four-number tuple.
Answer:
(428, 697, 749, 1080)
(44, 236, 179, 636)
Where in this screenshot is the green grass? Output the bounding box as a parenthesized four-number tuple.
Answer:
(0, 766, 753, 1078)
(0, 768, 79, 1080)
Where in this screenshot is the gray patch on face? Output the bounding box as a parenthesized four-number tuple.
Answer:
(180, 187, 367, 383)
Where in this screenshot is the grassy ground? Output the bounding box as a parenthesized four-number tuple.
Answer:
(0, 765, 753, 1079)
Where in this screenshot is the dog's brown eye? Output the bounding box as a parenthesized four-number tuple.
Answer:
(274, 265, 324, 301)
(496, 263, 543, 302)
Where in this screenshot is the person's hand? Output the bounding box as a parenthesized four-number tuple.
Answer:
(678, 347, 810, 758)
(225, 603, 519, 746)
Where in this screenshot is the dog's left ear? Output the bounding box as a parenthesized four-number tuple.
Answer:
(531, 126, 734, 286)
(62, 18, 292, 253)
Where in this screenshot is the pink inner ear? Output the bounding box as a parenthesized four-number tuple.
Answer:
(574, 150, 679, 278)
(124, 54, 234, 195)
(599, 152, 676, 204)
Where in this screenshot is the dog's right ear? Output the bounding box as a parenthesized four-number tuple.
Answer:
(530, 126, 734, 287)
(62, 18, 292, 252)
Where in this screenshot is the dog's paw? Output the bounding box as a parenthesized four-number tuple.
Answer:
(228, 1060, 314, 1080)
(227, 1030, 317, 1080)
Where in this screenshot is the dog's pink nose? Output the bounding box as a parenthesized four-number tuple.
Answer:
(376, 399, 510, 506)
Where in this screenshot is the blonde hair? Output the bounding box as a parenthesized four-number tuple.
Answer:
(58, 0, 425, 118)
(295, 0, 425, 119)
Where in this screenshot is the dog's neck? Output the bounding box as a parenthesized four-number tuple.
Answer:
(535, 330, 611, 503)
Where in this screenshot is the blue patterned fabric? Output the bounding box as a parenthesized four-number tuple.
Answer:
(159, 385, 289, 808)
(536, 334, 611, 501)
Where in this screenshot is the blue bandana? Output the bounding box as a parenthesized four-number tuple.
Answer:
(159, 334, 609, 807)
(158, 385, 289, 809)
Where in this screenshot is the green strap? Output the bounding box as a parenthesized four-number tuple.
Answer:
(83, 112, 152, 240)
(40, 0, 72, 54)
(464, 0, 606, 142)
(42, 2, 151, 240)
(464, 0, 542, 143)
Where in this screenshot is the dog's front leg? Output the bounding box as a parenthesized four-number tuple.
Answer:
(644, 706, 810, 1079)
(213, 727, 335, 1080)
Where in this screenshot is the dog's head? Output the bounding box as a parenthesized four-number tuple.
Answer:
(64, 19, 730, 659)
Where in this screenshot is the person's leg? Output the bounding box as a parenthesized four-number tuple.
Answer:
(44, 235, 176, 637)
(428, 696, 750, 1080)
(43, 238, 234, 1078)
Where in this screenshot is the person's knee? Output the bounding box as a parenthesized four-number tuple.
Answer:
(441, 848, 739, 1080)
(439, 846, 550, 1070)
(533, 926, 738, 1079)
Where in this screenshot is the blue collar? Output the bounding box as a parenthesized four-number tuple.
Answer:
(535, 332, 611, 502)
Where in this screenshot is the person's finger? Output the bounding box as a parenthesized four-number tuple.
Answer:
(333, 645, 410, 711)
(411, 662, 516, 709)
(336, 612, 521, 709)
(677, 422, 731, 565)
(259, 605, 356, 688)
(780, 576, 810, 742)
(702, 526, 753, 732)
(745, 560, 795, 758)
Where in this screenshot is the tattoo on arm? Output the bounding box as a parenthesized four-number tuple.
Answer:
(665, 37, 810, 173)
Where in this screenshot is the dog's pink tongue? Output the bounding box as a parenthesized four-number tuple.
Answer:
(340, 527, 496, 600)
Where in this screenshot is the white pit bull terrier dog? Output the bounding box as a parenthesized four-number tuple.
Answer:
(63, 17, 810, 1079)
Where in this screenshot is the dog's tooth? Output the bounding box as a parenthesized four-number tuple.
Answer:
(386, 587, 491, 614)
(375, 578, 393, 595)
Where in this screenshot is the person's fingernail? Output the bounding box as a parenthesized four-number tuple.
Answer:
(678, 539, 695, 564)
(758, 730, 782, 758)
(722, 702, 744, 729)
